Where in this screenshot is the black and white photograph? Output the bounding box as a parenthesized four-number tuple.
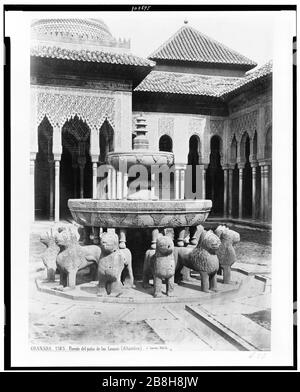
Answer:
(3, 4, 296, 370)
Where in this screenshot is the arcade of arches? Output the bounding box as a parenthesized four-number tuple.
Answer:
(33, 118, 272, 223)
(34, 116, 115, 221)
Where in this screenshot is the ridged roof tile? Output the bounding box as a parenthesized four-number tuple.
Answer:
(31, 45, 155, 67)
(134, 61, 272, 98)
(149, 25, 257, 69)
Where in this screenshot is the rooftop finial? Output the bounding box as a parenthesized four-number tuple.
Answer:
(184, 19, 188, 24)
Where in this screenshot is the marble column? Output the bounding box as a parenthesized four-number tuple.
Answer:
(54, 155, 61, 222)
(116, 171, 123, 200)
(123, 172, 128, 199)
(263, 165, 270, 221)
(49, 159, 54, 220)
(238, 165, 244, 220)
(180, 166, 186, 200)
(201, 165, 207, 199)
(251, 164, 258, 220)
(223, 167, 229, 217)
(30, 153, 36, 222)
(107, 167, 112, 200)
(91, 157, 98, 200)
(175, 167, 180, 200)
(260, 165, 265, 221)
(228, 167, 234, 218)
(111, 168, 116, 199)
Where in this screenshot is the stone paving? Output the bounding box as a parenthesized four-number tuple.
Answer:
(29, 221, 272, 350)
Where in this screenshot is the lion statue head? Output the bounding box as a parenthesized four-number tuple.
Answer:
(156, 235, 174, 256)
(100, 232, 119, 255)
(199, 230, 221, 254)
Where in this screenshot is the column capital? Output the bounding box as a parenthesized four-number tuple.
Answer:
(91, 155, 99, 163)
(250, 161, 259, 168)
(175, 163, 187, 169)
(54, 153, 61, 161)
(258, 158, 272, 167)
(237, 163, 245, 170)
(221, 164, 231, 170)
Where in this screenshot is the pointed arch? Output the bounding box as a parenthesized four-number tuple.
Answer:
(206, 135, 224, 215)
(35, 115, 54, 220)
(99, 119, 115, 164)
(159, 134, 173, 152)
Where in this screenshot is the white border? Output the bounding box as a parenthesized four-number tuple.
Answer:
(4, 8, 295, 368)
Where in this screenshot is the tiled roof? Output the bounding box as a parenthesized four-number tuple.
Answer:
(221, 60, 273, 96)
(134, 61, 272, 98)
(149, 25, 257, 69)
(31, 45, 155, 67)
(135, 71, 241, 97)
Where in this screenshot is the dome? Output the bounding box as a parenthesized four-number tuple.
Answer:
(31, 18, 116, 45)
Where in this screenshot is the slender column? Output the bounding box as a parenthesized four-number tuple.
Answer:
(260, 165, 265, 221)
(123, 172, 128, 199)
(54, 155, 61, 222)
(223, 168, 228, 217)
(264, 165, 270, 221)
(49, 159, 54, 220)
(116, 171, 123, 200)
(201, 165, 207, 199)
(30, 153, 36, 222)
(180, 166, 186, 200)
(228, 168, 233, 218)
(175, 168, 180, 200)
(238, 165, 244, 219)
(111, 168, 116, 199)
(251, 164, 257, 220)
(92, 162, 98, 199)
(107, 167, 112, 200)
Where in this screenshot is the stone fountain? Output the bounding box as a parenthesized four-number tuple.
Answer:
(68, 115, 212, 253)
(37, 121, 246, 301)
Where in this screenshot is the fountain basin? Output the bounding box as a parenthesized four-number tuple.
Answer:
(107, 150, 174, 169)
(68, 199, 212, 228)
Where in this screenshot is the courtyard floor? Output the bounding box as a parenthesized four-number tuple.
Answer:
(29, 222, 271, 351)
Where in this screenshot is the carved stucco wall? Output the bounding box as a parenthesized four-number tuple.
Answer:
(132, 112, 209, 164)
(228, 102, 272, 163)
(31, 85, 132, 155)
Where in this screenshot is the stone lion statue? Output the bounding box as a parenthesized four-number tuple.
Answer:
(143, 235, 176, 298)
(55, 227, 101, 290)
(173, 225, 206, 282)
(184, 230, 221, 293)
(97, 232, 134, 296)
(215, 225, 240, 284)
(40, 229, 60, 282)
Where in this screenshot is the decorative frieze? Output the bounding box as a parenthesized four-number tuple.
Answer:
(210, 119, 224, 135)
(158, 117, 174, 137)
(33, 86, 115, 130)
(231, 110, 258, 141)
(188, 118, 204, 137)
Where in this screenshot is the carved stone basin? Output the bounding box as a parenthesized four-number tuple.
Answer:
(68, 199, 212, 228)
(107, 151, 174, 169)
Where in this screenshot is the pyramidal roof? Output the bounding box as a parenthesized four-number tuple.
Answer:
(148, 24, 257, 70)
